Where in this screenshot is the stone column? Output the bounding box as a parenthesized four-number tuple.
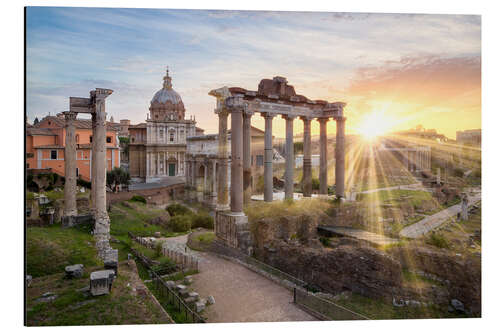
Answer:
(92, 88, 116, 262)
(301, 116, 312, 197)
(212, 159, 217, 197)
(335, 117, 346, 198)
(230, 105, 244, 213)
(318, 118, 329, 196)
(204, 162, 208, 194)
(283, 115, 295, 200)
(63, 111, 78, 221)
(263, 113, 274, 202)
(90, 113, 97, 215)
(243, 112, 252, 204)
(216, 110, 230, 210)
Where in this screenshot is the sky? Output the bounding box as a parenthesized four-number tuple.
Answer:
(26, 7, 481, 139)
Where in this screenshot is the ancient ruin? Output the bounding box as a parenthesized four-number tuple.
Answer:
(62, 88, 118, 263)
(209, 77, 346, 252)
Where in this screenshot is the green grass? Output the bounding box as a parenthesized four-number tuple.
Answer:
(244, 198, 330, 223)
(358, 189, 433, 209)
(426, 233, 451, 249)
(26, 266, 171, 326)
(334, 293, 468, 319)
(26, 223, 101, 278)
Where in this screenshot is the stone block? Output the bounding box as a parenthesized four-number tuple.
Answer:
(175, 284, 186, 291)
(183, 275, 193, 285)
(26, 275, 32, 287)
(65, 264, 84, 279)
(195, 301, 205, 313)
(188, 292, 199, 300)
(104, 260, 118, 276)
(207, 295, 215, 305)
(90, 270, 115, 296)
(166, 280, 176, 289)
(179, 289, 190, 298)
(184, 296, 197, 304)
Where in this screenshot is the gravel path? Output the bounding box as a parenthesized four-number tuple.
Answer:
(162, 235, 316, 323)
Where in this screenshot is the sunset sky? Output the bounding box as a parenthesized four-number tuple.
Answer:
(26, 7, 481, 139)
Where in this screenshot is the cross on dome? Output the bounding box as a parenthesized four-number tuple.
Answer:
(163, 66, 172, 89)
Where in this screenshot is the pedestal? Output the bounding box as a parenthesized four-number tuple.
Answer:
(215, 210, 253, 254)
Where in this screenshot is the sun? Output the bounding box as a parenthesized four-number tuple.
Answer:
(357, 110, 396, 142)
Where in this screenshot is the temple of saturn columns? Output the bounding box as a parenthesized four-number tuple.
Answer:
(62, 88, 118, 263)
(208, 76, 346, 252)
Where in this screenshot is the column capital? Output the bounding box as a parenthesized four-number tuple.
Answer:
(334, 116, 347, 122)
(64, 111, 78, 122)
(300, 116, 314, 122)
(260, 112, 275, 119)
(317, 117, 330, 124)
(281, 114, 296, 121)
(225, 95, 247, 114)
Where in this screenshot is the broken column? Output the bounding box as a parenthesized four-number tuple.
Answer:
(263, 113, 274, 202)
(283, 115, 295, 200)
(92, 88, 117, 263)
(301, 116, 312, 197)
(318, 117, 329, 196)
(62, 111, 78, 225)
(243, 111, 252, 204)
(335, 117, 346, 198)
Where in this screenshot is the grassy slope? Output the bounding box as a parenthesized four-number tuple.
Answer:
(26, 265, 170, 326)
(27, 223, 100, 278)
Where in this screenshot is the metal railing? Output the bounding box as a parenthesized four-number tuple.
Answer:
(294, 288, 370, 321)
(133, 251, 205, 323)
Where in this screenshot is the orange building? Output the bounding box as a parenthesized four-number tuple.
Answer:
(26, 114, 121, 181)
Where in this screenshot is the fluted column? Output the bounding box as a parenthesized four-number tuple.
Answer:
(335, 117, 346, 198)
(230, 106, 244, 213)
(319, 118, 329, 196)
(283, 115, 295, 200)
(216, 110, 230, 210)
(63, 111, 78, 218)
(212, 159, 217, 197)
(243, 112, 252, 204)
(301, 116, 312, 197)
(263, 113, 274, 202)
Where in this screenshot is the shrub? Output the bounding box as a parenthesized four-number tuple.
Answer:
(453, 168, 464, 178)
(319, 237, 331, 247)
(191, 212, 214, 229)
(166, 203, 192, 217)
(311, 178, 320, 190)
(77, 178, 91, 189)
(130, 195, 147, 204)
(426, 233, 450, 249)
(151, 256, 177, 275)
(170, 215, 191, 232)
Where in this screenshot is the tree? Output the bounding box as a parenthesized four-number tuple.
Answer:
(33, 117, 39, 126)
(106, 167, 131, 192)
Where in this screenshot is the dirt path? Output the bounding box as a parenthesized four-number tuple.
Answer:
(162, 235, 316, 323)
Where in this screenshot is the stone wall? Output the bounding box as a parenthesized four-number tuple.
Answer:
(257, 240, 402, 300)
(389, 245, 481, 315)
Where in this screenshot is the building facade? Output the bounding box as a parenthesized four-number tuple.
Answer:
(128, 70, 203, 183)
(26, 114, 121, 181)
(456, 129, 481, 146)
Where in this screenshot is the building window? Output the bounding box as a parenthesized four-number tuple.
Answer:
(251, 155, 254, 166)
(90, 136, 92, 143)
(160, 129, 164, 139)
(106, 136, 112, 143)
(170, 132, 174, 142)
(131, 137, 135, 143)
(75, 134, 79, 143)
(51, 150, 57, 160)
(27, 163, 30, 169)
(76, 168, 79, 177)
(256, 155, 264, 166)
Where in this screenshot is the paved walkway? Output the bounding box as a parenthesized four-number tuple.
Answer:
(129, 177, 184, 190)
(399, 191, 481, 239)
(162, 235, 315, 323)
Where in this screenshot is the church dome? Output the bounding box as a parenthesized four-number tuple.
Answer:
(151, 69, 183, 105)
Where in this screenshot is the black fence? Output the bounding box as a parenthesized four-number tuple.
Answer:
(293, 288, 370, 321)
(149, 268, 206, 324)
